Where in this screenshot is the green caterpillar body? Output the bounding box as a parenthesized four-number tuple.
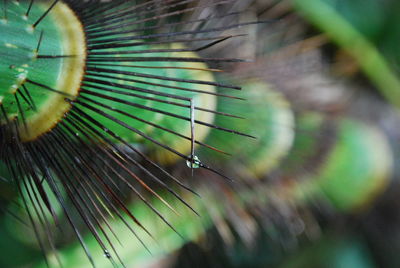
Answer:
(282, 113, 392, 212)
(1, 2, 62, 110)
(5, 77, 389, 267)
(1, 1, 215, 162)
(83, 43, 216, 164)
(0, 1, 395, 268)
(201, 81, 295, 177)
(1, 1, 87, 142)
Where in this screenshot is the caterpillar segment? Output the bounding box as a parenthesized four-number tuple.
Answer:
(282, 113, 393, 212)
(200, 81, 295, 178)
(0, 1, 85, 141)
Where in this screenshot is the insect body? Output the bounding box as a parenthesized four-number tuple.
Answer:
(0, 1, 252, 267)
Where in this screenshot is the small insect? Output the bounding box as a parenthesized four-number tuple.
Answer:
(0, 0, 259, 266)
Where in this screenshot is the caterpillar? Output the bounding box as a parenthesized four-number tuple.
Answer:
(28, 80, 393, 268)
(0, 0, 260, 267)
(1, 0, 396, 267)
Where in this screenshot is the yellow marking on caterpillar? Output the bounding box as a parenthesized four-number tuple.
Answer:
(20, 2, 86, 141)
(5, 43, 18, 48)
(26, 25, 34, 33)
(9, 85, 18, 94)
